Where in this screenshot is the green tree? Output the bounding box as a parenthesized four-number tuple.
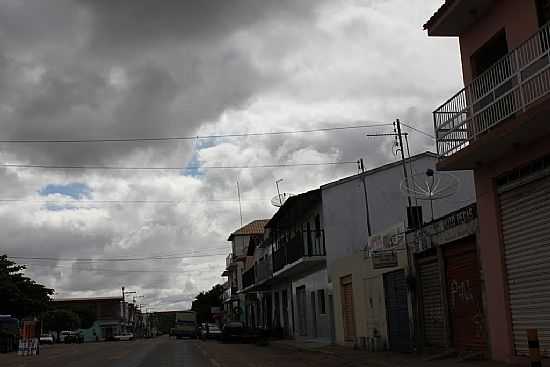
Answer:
(0, 255, 53, 319)
(191, 284, 224, 323)
(43, 309, 80, 342)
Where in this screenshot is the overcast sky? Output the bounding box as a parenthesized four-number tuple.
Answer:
(0, 0, 461, 311)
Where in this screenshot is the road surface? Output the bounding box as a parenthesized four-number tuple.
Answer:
(0, 336, 216, 367)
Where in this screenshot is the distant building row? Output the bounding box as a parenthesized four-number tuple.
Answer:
(222, 152, 482, 353)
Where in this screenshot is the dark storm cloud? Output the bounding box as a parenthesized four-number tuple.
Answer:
(0, 0, 324, 165)
(78, 0, 323, 55)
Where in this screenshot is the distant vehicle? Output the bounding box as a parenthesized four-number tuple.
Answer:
(113, 333, 134, 341)
(174, 311, 197, 339)
(222, 321, 244, 342)
(200, 323, 222, 339)
(61, 331, 82, 344)
(0, 315, 20, 353)
(39, 334, 54, 344)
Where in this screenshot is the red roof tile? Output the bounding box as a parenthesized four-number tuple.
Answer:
(423, 0, 455, 30)
(228, 219, 269, 241)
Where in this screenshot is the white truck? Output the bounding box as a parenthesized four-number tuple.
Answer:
(174, 311, 197, 339)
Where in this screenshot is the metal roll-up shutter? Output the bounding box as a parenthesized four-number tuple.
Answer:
(500, 175, 550, 357)
(444, 239, 486, 352)
(383, 270, 411, 352)
(418, 258, 446, 348)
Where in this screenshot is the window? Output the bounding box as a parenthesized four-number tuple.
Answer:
(315, 214, 321, 237)
(537, 0, 550, 26)
(317, 289, 326, 314)
(470, 30, 508, 78)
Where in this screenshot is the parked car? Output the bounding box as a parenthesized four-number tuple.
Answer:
(39, 334, 54, 344)
(222, 321, 244, 342)
(61, 331, 83, 344)
(113, 333, 134, 341)
(201, 323, 222, 339)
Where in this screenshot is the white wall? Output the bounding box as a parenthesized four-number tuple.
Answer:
(322, 154, 476, 279)
(292, 268, 331, 339)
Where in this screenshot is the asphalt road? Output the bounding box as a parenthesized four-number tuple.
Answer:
(0, 336, 216, 367)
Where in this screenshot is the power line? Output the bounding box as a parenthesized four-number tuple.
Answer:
(400, 122, 435, 139)
(0, 122, 392, 144)
(8, 252, 228, 262)
(0, 161, 356, 171)
(0, 198, 267, 205)
(22, 263, 209, 274)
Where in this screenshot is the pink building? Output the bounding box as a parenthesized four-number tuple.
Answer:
(425, 0, 550, 363)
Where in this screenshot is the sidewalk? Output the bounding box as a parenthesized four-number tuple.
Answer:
(270, 339, 535, 367)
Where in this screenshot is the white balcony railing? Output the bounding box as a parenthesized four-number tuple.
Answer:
(434, 22, 550, 158)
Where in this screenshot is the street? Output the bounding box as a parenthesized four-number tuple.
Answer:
(0, 337, 213, 367)
(0, 336, 517, 367)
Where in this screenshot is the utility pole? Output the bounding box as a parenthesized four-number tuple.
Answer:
(359, 159, 372, 236)
(395, 119, 412, 207)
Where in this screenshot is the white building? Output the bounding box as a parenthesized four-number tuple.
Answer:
(321, 152, 476, 348)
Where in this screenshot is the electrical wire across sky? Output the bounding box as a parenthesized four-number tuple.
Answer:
(0, 122, 394, 143)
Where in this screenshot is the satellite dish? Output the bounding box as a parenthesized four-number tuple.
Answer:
(400, 169, 460, 220)
(271, 193, 293, 207)
(400, 169, 459, 200)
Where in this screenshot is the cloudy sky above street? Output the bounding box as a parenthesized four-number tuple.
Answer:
(0, 0, 460, 310)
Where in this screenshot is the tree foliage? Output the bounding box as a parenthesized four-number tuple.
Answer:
(43, 309, 80, 340)
(0, 255, 53, 319)
(191, 284, 224, 322)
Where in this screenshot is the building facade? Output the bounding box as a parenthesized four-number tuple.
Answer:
(408, 204, 485, 354)
(426, 0, 550, 362)
(222, 219, 269, 324)
(322, 152, 476, 349)
(52, 297, 126, 342)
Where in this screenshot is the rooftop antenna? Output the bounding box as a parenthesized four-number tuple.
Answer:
(237, 181, 243, 227)
(400, 168, 460, 221)
(271, 179, 293, 207)
(275, 179, 283, 206)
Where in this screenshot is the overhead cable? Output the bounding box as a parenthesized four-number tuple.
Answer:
(0, 122, 392, 144)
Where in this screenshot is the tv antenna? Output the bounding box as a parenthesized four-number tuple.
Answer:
(400, 168, 459, 220)
(271, 178, 293, 207)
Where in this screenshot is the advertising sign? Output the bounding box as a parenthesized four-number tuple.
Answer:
(368, 222, 406, 252)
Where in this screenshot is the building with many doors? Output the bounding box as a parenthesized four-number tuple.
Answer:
(322, 152, 476, 349)
(407, 204, 485, 354)
(425, 0, 550, 362)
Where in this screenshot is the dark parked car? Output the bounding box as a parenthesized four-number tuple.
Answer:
(222, 321, 244, 342)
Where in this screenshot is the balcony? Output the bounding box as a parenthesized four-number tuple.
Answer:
(226, 253, 236, 269)
(242, 267, 255, 289)
(255, 255, 273, 283)
(434, 22, 550, 168)
(272, 231, 326, 277)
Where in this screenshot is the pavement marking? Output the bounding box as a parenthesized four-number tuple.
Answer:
(209, 357, 222, 367)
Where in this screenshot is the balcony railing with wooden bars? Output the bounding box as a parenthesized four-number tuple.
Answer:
(434, 22, 550, 157)
(242, 267, 255, 289)
(272, 230, 326, 273)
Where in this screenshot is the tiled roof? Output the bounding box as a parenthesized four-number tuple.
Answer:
(423, 0, 455, 30)
(228, 219, 269, 240)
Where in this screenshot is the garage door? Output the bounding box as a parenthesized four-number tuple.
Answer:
(444, 239, 486, 352)
(383, 269, 411, 352)
(418, 257, 446, 349)
(500, 175, 550, 356)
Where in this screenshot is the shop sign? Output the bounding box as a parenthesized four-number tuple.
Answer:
(369, 222, 405, 252)
(372, 252, 398, 269)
